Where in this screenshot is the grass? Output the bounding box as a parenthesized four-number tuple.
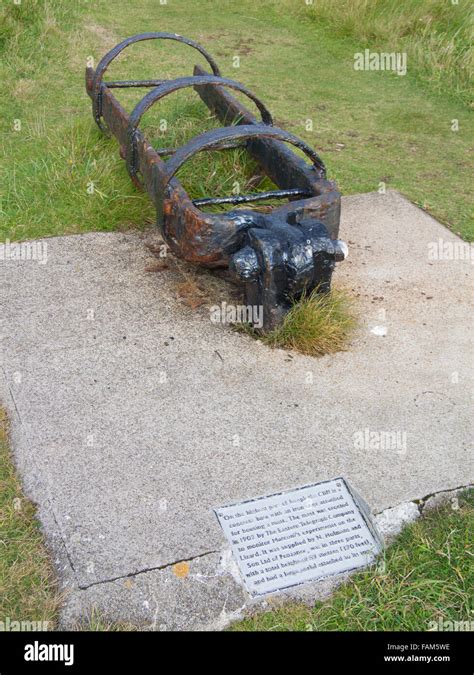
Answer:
(231, 489, 474, 631)
(0, 0, 472, 241)
(0, 408, 60, 628)
(292, 0, 473, 106)
(241, 287, 357, 357)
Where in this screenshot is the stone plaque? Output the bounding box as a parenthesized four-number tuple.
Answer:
(214, 477, 382, 596)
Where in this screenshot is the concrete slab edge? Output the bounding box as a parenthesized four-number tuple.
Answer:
(57, 483, 473, 631)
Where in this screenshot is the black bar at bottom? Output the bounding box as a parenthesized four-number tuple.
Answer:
(0, 630, 469, 673)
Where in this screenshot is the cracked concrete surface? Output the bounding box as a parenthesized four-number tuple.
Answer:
(0, 191, 472, 630)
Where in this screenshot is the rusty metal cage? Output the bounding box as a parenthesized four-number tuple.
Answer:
(86, 32, 347, 330)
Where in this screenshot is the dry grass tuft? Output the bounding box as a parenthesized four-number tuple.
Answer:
(72, 608, 139, 632)
(262, 287, 356, 357)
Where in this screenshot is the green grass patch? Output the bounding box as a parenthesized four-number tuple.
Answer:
(230, 489, 473, 631)
(0, 408, 60, 628)
(254, 287, 356, 357)
(293, 0, 473, 106)
(1, 0, 472, 242)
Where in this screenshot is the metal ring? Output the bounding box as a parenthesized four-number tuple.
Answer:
(125, 76, 274, 183)
(92, 32, 222, 129)
(162, 124, 327, 187)
(128, 75, 273, 130)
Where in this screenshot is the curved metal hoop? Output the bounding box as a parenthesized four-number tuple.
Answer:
(162, 124, 327, 187)
(128, 76, 273, 131)
(92, 32, 222, 129)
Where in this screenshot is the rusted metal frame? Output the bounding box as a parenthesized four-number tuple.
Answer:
(153, 122, 322, 207)
(162, 73, 346, 330)
(148, 123, 346, 329)
(128, 76, 274, 129)
(86, 68, 264, 264)
(86, 35, 346, 331)
(160, 125, 327, 187)
(125, 75, 275, 188)
(193, 64, 341, 239)
(92, 32, 221, 131)
(86, 67, 344, 318)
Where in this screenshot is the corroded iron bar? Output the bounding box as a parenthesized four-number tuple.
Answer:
(193, 64, 341, 236)
(161, 125, 326, 186)
(104, 79, 167, 88)
(193, 188, 310, 207)
(93, 32, 221, 130)
(125, 76, 274, 185)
